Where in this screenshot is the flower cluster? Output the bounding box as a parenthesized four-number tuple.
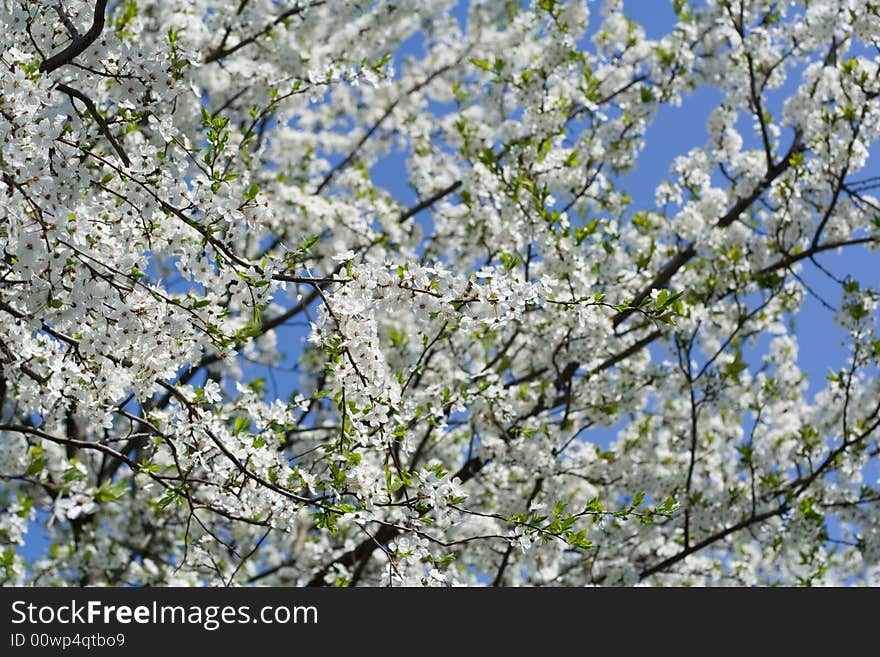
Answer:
(1, 0, 879, 588)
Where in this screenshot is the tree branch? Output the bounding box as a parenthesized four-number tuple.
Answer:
(57, 83, 131, 167)
(614, 133, 803, 328)
(204, 2, 324, 64)
(39, 0, 108, 74)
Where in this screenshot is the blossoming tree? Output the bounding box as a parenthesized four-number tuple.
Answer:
(1, 0, 879, 586)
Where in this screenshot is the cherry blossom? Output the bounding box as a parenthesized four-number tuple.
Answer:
(1, 0, 879, 587)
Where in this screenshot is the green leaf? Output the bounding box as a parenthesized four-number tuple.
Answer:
(537, 138, 552, 163)
(25, 447, 46, 478)
(96, 480, 128, 503)
(469, 57, 492, 72)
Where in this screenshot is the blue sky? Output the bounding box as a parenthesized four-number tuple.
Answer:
(362, 0, 880, 400)
(15, 0, 880, 566)
(619, 2, 879, 396)
(228, 0, 880, 559)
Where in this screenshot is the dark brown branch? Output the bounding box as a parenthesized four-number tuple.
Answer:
(639, 504, 788, 580)
(678, 333, 699, 549)
(204, 2, 324, 64)
(57, 83, 131, 167)
(314, 63, 455, 194)
(397, 180, 462, 224)
(39, 0, 108, 74)
(757, 236, 875, 276)
(492, 478, 543, 586)
(613, 133, 803, 328)
(304, 456, 483, 586)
